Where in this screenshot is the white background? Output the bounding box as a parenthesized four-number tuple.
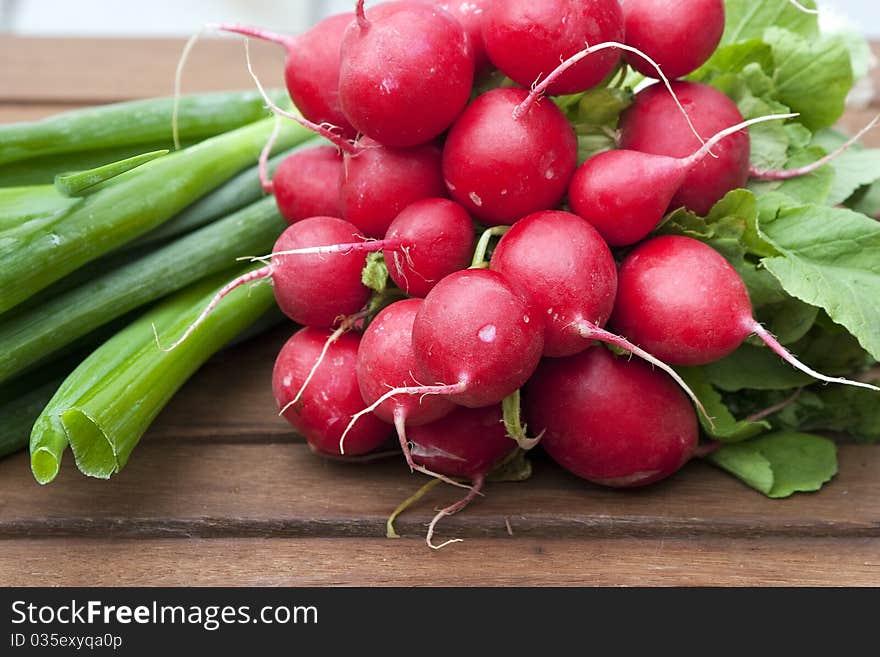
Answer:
(0, 0, 877, 37)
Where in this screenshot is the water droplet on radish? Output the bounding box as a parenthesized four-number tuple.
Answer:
(478, 324, 497, 343)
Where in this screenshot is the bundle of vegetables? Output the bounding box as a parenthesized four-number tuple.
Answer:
(4, 0, 880, 549)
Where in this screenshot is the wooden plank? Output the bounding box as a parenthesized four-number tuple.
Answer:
(0, 37, 287, 104)
(0, 441, 876, 539)
(0, 537, 876, 586)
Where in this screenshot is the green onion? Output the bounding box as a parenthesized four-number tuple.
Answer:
(0, 196, 286, 385)
(30, 267, 277, 484)
(54, 149, 169, 197)
(0, 89, 287, 167)
(0, 117, 309, 315)
(0, 185, 81, 232)
(1, 378, 63, 459)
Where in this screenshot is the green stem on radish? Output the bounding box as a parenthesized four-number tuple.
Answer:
(386, 478, 444, 539)
(502, 390, 544, 450)
(470, 226, 511, 269)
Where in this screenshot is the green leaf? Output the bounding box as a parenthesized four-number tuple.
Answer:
(721, 0, 819, 47)
(749, 147, 835, 205)
(676, 367, 769, 442)
(775, 386, 880, 443)
(755, 297, 819, 345)
(757, 202, 880, 360)
(765, 27, 853, 132)
(708, 431, 838, 498)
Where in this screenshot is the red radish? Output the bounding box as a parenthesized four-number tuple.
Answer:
(411, 269, 545, 408)
(383, 198, 475, 297)
(212, 13, 356, 137)
(245, 51, 448, 239)
(273, 328, 391, 457)
(421, 0, 493, 73)
(355, 299, 456, 465)
(250, 198, 475, 299)
(442, 88, 578, 226)
(489, 210, 709, 418)
(569, 114, 796, 247)
(338, 1, 475, 148)
(162, 217, 371, 351)
(270, 146, 344, 224)
(482, 0, 624, 95)
(619, 81, 751, 215)
(611, 236, 880, 392)
(621, 0, 725, 79)
(408, 404, 516, 548)
(525, 346, 699, 488)
(340, 138, 448, 238)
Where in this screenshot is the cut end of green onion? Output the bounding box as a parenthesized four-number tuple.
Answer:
(31, 447, 62, 485)
(62, 408, 118, 480)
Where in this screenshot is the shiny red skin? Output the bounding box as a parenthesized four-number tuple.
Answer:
(412, 269, 545, 408)
(619, 81, 750, 215)
(340, 139, 447, 238)
(384, 198, 476, 298)
(611, 236, 754, 366)
(427, 0, 493, 72)
(409, 405, 516, 479)
(271, 217, 371, 327)
(568, 149, 689, 246)
(357, 299, 455, 426)
(490, 211, 617, 357)
(339, 2, 475, 147)
(524, 347, 699, 487)
(284, 13, 356, 137)
(482, 0, 624, 95)
(273, 146, 343, 224)
(442, 88, 578, 226)
(621, 0, 725, 79)
(273, 328, 391, 457)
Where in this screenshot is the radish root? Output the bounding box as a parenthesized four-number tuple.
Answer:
(514, 41, 707, 148)
(426, 474, 485, 550)
(750, 113, 880, 181)
(785, 0, 819, 15)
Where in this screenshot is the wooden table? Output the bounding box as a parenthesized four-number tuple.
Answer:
(0, 37, 878, 587)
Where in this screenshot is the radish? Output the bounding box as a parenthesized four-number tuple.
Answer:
(340, 138, 448, 239)
(621, 0, 725, 79)
(525, 346, 699, 487)
(162, 216, 371, 350)
(411, 269, 545, 408)
(569, 114, 796, 247)
(355, 299, 456, 468)
(481, 0, 624, 95)
(421, 0, 493, 73)
(489, 210, 708, 419)
(408, 404, 516, 548)
(270, 146, 344, 224)
(273, 328, 391, 457)
(261, 198, 475, 299)
(619, 81, 751, 215)
(338, 0, 475, 148)
(208, 13, 355, 138)
(611, 235, 880, 392)
(442, 87, 578, 226)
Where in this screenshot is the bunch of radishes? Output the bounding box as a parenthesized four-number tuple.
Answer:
(173, 0, 877, 546)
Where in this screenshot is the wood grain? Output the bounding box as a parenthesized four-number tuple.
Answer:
(0, 537, 876, 586)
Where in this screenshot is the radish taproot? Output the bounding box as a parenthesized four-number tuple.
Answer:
(274, 328, 391, 457)
(525, 346, 700, 487)
(408, 404, 516, 548)
(338, 0, 475, 148)
(482, 0, 624, 95)
(611, 235, 880, 392)
(569, 114, 796, 246)
(621, 0, 725, 79)
(619, 81, 751, 215)
(161, 216, 371, 350)
(355, 299, 456, 471)
(442, 88, 578, 226)
(213, 14, 355, 137)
